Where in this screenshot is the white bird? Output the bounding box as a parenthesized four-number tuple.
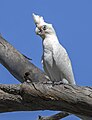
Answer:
(33, 13, 76, 85)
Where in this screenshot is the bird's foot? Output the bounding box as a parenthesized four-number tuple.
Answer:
(43, 80, 64, 86)
(52, 81, 64, 86)
(43, 81, 53, 84)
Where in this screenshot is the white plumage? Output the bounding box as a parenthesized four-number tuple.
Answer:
(33, 13, 76, 85)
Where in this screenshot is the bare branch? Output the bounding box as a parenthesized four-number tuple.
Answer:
(0, 36, 48, 83)
(0, 83, 92, 118)
(0, 36, 92, 119)
(38, 112, 70, 120)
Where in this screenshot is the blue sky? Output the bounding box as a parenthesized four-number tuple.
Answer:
(0, 0, 92, 120)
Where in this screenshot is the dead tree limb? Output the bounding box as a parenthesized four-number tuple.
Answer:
(0, 35, 48, 83)
(0, 36, 92, 119)
(38, 112, 70, 120)
(0, 83, 92, 118)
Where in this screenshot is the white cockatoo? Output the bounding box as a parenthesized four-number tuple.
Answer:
(32, 13, 92, 120)
(33, 13, 76, 85)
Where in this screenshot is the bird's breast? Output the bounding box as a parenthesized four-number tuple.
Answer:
(43, 49, 53, 66)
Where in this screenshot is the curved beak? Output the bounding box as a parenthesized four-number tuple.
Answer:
(35, 25, 43, 35)
(35, 27, 41, 35)
(35, 26, 45, 39)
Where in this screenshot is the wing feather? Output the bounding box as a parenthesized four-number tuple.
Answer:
(53, 44, 75, 84)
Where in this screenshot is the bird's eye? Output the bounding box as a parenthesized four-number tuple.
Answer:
(42, 25, 47, 30)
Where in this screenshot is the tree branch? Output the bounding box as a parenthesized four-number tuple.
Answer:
(0, 83, 92, 118)
(38, 112, 70, 120)
(0, 35, 48, 83)
(0, 36, 92, 119)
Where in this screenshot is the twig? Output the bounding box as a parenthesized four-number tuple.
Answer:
(38, 112, 70, 120)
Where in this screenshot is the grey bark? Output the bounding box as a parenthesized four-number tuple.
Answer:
(0, 83, 92, 118)
(0, 36, 92, 119)
(38, 112, 70, 120)
(0, 35, 47, 83)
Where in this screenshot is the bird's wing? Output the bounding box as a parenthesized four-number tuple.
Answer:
(53, 44, 75, 84)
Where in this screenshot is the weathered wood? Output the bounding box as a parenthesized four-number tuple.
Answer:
(0, 36, 48, 83)
(0, 83, 92, 118)
(0, 36, 92, 119)
(38, 112, 70, 120)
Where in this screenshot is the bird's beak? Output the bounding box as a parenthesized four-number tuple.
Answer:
(35, 27, 41, 35)
(35, 25, 43, 35)
(35, 26, 45, 39)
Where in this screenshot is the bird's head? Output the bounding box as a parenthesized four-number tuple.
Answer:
(35, 23, 56, 39)
(33, 13, 56, 39)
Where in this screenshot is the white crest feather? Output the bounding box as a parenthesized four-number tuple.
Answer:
(32, 13, 44, 25)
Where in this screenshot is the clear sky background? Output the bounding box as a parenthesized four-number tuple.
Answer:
(0, 0, 92, 120)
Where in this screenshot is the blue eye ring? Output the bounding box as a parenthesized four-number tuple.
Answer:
(42, 25, 47, 30)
